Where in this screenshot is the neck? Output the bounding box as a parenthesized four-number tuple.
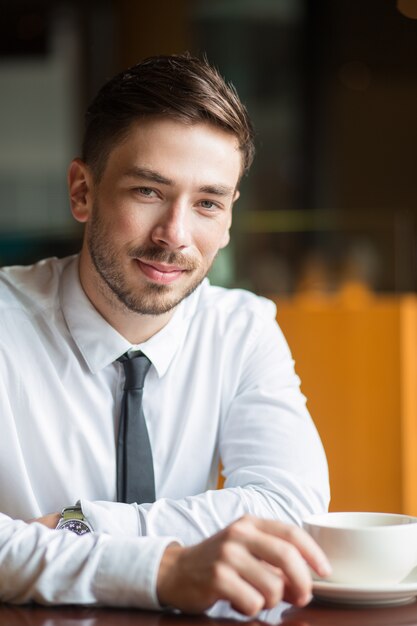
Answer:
(77, 251, 175, 344)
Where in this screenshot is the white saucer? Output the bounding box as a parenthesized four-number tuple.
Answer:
(313, 569, 417, 607)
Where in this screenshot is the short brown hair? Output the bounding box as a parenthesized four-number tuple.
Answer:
(82, 53, 255, 180)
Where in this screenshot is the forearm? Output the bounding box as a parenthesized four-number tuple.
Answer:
(0, 512, 173, 607)
(83, 475, 327, 549)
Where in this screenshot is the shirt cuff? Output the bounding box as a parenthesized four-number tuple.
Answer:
(80, 499, 140, 536)
(93, 535, 179, 609)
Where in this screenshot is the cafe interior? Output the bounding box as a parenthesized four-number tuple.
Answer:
(1, 0, 417, 520)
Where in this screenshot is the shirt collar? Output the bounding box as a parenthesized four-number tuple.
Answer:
(60, 255, 194, 377)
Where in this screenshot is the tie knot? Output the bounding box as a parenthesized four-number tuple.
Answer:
(118, 352, 151, 390)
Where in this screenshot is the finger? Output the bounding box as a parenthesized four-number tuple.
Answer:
(280, 570, 313, 607)
(228, 522, 314, 604)
(253, 535, 312, 606)
(214, 563, 270, 616)
(251, 518, 332, 577)
(260, 561, 313, 607)
(220, 542, 286, 609)
(27, 513, 60, 528)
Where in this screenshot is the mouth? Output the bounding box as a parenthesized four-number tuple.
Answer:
(135, 258, 188, 285)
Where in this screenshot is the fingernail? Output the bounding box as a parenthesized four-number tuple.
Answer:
(299, 592, 313, 606)
(318, 560, 332, 577)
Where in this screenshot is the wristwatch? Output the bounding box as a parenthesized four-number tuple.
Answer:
(56, 503, 93, 535)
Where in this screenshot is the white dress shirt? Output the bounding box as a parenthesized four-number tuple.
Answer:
(0, 255, 329, 608)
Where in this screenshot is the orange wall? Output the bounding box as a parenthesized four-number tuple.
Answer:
(276, 294, 417, 514)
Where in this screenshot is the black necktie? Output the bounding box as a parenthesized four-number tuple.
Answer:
(116, 351, 155, 504)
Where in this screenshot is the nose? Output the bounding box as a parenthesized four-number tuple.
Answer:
(150, 201, 191, 250)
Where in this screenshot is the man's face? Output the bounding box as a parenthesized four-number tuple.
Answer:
(77, 118, 242, 316)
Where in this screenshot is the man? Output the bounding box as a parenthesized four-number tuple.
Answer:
(0, 54, 330, 616)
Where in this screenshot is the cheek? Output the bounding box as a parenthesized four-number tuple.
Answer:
(106, 208, 150, 241)
(194, 223, 230, 258)
(220, 228, 231, 248)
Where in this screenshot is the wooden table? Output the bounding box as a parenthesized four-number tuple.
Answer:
(2, 600, 417, 626)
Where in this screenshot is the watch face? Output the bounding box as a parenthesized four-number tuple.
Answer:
(59, 519, 91, 535)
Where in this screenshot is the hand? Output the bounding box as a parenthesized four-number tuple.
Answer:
(27, 512, 61, 528)
(157, 515, 331, 617)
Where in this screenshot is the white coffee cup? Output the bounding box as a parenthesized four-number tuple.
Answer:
(303, 511, 417, 586)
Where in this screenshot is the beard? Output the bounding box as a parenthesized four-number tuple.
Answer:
(86, 207, 214, 316)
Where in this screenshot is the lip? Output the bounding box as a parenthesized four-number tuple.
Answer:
(136, 259, 186, 284)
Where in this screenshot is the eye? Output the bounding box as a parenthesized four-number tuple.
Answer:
(136, 187, 157, 197)
(199, 200, 218, 210)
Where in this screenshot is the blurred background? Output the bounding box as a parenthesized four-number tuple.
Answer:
(1, 0, 417, 513)
(1, 0, 416, 295)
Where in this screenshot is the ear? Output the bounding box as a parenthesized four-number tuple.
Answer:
(219, 189, 239, 249)
(68, 158, 94, 223)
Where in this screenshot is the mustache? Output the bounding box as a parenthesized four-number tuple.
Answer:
(128, 245, 198, 271)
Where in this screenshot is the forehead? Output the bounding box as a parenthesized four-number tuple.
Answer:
(103, 117, 243, 186)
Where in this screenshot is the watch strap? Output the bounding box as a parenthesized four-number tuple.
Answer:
(56, 502, 93, 533)
(61, 505, 85, 522)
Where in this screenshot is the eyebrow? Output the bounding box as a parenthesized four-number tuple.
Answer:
(123, 167, 172, 185)
(198, 184, 235, 198)
(123, 166, 235, 197)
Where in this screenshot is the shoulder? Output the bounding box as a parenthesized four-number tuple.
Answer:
(181, 282, 293, 384)
(197, 279, 276, 316)
(0, 255, 74, 313)
(186, 279, 277, 338)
